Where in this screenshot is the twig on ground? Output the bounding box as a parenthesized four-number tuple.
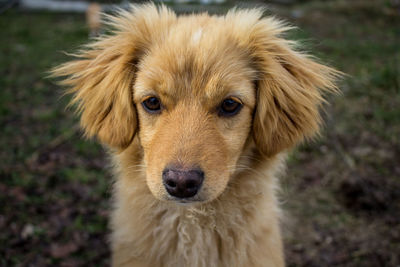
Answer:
(26, 124, 81, 165)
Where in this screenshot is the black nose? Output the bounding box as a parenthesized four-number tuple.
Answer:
(162, 168, 204, 199)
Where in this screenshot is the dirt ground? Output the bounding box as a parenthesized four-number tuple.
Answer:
(1, 0, 399, 266)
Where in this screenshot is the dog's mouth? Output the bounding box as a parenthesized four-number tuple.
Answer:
(172, 198, 204, 206)
(164, 192, 206, 205)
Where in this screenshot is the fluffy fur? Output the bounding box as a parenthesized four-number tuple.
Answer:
(52, 4, 340, 267)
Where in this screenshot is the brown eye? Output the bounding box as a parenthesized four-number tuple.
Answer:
(219, 98, 242, 117)
(142, 97, 161, 113)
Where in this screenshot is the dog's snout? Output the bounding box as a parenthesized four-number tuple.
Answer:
(162, 168, 204, 199)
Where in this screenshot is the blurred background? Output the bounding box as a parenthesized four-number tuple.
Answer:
(1, 0, 399, 266)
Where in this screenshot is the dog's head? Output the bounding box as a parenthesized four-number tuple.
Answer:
(52, 4, 339, 204)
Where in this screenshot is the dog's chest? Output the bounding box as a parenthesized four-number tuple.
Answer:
(129, 204, 252, 267)
(150, 208, 234, 267)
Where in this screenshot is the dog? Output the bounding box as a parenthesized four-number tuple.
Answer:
(86, 2, 102, 37)
(52, 4, 339, 266)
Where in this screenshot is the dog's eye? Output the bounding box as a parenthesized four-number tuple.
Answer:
(142, 97, 161, 113)
(219, 98, 242, 117)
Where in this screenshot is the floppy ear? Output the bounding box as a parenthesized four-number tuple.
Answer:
(246, 16, 341, 157)
(50, 4, 176, 149)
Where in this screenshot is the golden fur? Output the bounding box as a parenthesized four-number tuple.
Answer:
(52, 4, 340, 267)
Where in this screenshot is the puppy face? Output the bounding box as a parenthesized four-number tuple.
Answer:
(52, 4, 339, 204)
(134, 32, 256, 202)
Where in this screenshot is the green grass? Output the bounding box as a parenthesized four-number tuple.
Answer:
(281, 1, 400, 265)
(0, 11, 89, 168)
(0, 10, 110, 266)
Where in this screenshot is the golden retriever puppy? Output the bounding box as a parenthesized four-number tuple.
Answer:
(52, 4, 339, 267)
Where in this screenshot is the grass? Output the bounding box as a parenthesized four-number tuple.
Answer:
(1, 1, 399, 266)
(0, 10, 110, 266)
(280, 1, 400, 265)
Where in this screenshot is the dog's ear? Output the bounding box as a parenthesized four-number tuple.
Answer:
(243, 14, 341, 157)
(51, 4, 176, 149)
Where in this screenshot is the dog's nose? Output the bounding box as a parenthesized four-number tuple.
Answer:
(162, 168, 204, 198)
